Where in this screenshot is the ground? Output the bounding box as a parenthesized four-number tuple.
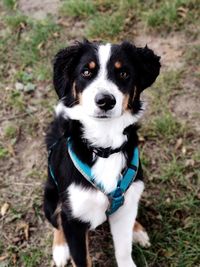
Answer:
(0, 0, 199, 267)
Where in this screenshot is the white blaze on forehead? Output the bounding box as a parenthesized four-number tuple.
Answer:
(98, 43, 111, 78)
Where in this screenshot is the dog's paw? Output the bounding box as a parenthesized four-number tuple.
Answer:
(133, 229, 151, 248)
(53, 244, 70, 267)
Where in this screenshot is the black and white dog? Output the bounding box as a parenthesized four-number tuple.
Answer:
(44, 40, 160, 267)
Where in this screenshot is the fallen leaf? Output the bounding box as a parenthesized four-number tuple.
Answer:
(16, 222, 29, 241)
(0, 254, 9, 261)
(57, 18, 70, 27)
(37, 42, 44, 50)
(53, 32, 59, 38)
(182, 146, 186, 155)
(1, 203, 10, 216)
(175, 138, 183, 150)
(177, 6, 188, 18)
(7, 144, 15, 157)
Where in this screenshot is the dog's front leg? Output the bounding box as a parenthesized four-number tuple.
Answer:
(109, 181, 144, 267)
(61, 211, 91, 267)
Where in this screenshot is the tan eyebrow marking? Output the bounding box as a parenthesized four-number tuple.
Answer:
(114, 61, 122, 69)
(88, 61, 96, 69)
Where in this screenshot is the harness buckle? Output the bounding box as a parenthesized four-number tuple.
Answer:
(106, 187, 125, 216)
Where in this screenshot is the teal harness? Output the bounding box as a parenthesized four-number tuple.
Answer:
(48, 138, 139, 216)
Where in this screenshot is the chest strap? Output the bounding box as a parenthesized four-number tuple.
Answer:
(67, 139, 139, 216)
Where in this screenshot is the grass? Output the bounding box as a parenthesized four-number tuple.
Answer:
(8, 90, 25, 112)
(20, 248, 43, 267)
(60, 0, 97, 18)
(143, 0, 199, 31)
(5, 13, 29, 30)
(4, 124, 18, 139)
(87, 13, 125, 39)
(0, 144, 8, 159)
(3, 0, 16, 10)
(152, 113, 183, 140)
(16, 17, 59, 66)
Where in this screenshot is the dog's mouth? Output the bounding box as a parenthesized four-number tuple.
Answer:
(95, 115, 109, 119)
(89, 114, 110, 119)
(89, 111, 122, 120)
(90, 110, 120, 120)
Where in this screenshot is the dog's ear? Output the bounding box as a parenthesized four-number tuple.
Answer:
(122, 42, 161, 91)
(53, 42, 84, 100)
(135, 45, 161, 90)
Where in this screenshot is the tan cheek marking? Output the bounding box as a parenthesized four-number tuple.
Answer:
(115, 61, 122, 69)
(78, 93, 82, 104)
(123, 94, 130, 111)
(89, 61, 96, 69)
(133, 221, 145, 232)
(72, 82, 77, 99)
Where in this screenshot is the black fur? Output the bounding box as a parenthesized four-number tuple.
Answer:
(44, 40, 160, 266)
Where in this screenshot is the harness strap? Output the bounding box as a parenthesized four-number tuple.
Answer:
(91, 141, 127, 158)
(106, 147, 139, 215)
(48, 138, 64, 188)
(48, 149, 58, 187)
(67, 138, 139, 216)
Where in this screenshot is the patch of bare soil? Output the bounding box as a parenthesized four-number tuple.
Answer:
(171, 76, 200, 132)
(134, 33, 185, 70)
(19, 0, 60, 20)
(134, 31, 200, 134)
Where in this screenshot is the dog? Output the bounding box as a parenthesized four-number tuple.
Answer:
(44, 40, 160, 267)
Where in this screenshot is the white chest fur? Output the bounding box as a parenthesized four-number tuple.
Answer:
(68, 180, 144, 229)
(92, 152, 126, 193)
(68, 183, 109, 229)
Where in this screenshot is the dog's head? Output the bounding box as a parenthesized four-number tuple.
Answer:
(54, 40, 160, 120)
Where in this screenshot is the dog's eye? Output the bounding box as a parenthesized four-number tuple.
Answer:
(81, 69, 92, 78)
(119, 71, 129, 80)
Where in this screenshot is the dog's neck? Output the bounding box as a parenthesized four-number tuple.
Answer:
(81, 113, 135, 149)
(56, 102, 143, 149)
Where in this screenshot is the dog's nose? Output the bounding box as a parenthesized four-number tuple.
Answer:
(95, 93, 116, 111)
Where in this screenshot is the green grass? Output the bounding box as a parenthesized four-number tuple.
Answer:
(8, 90, 25, 111)
(16, 17, 59, 66)
(60, 0, 97, 18)
(5, 13, 29, 30)
(0, 144, 8, 159)
(20, 248, 43, 267)
(143, 0, 199, 31)
(87, 12, 125, 39)
(159, 156, 185, 182)
(4, 125, 18, 139)
(3, 0, 16, 10)
(152, 113, 183, 140)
